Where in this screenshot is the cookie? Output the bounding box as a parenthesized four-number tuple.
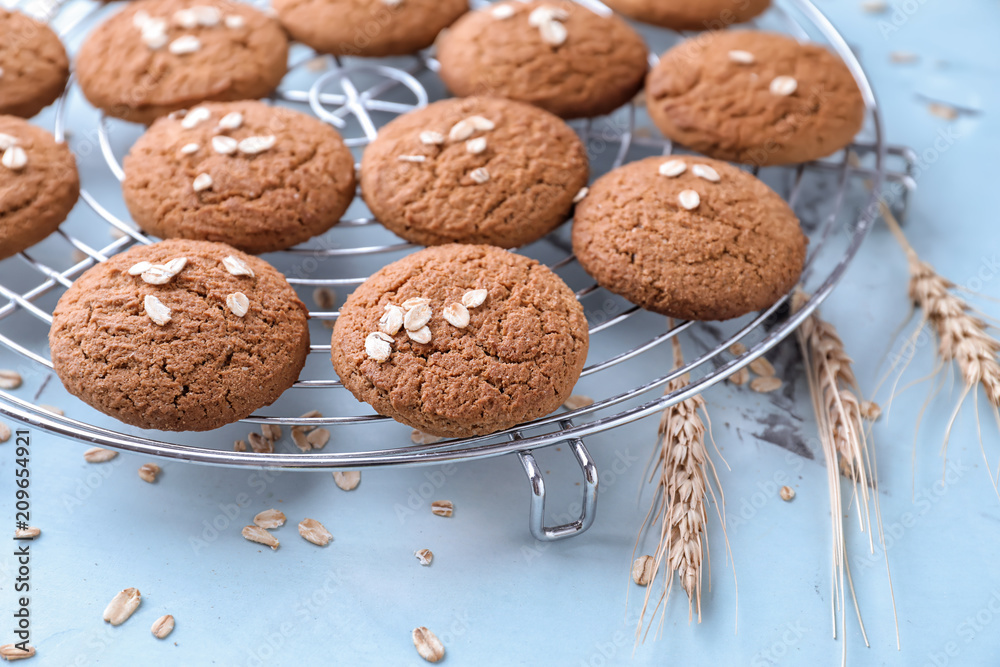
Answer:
(273, 0, 467, 57)
(646, 31, 865, 166)
(0, 116, 79, 261)
(437, 1, 649, 119)
(360, 97, 588, 248)
(0, 10, 70, 118)
(572, 156, 806, 321)
(49, 239, 310, 431)
(76, 0, 289, 124)
(603, 0, 769, 31)
(122, 100, 356, 255)
(331, 244, 589, 437)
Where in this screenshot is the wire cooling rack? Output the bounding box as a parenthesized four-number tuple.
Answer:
(0, 0, 916, 539)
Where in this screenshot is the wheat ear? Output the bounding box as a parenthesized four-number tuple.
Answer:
(794, 292, 899, 663)
(633, 336, 734, 643)
(880, 204, 1000, 494)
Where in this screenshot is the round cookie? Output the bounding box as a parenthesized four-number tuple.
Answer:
(437, 1, 649, 120)
(331, 244, 589, 438)
(0, 116, 79, 261)
(572, 156, 806, 321)
(0, 10, 70, 118)
(273, 0, 467, 57)
(49, 239, 310, 431)
(603, 0, 769, 31)
(646, 31, 865, 166)
(361, 97, 589, 248)
(122, 100, 356, 254)
(76, 0, 289, 124)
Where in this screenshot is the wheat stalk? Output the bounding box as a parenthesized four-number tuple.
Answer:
(880, 203, 1000, 494)
(794, 291, 899, 664)
(633, 336, 733, 643)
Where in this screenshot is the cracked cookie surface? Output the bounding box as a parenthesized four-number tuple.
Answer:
(76, 0, 288, 124)
(437, 0, 648, 119)
(360, 97, 588, 248)
(603, 0, 769, 31)
(331, 244, 589, 437)
(0, 9, 70, 118)
(122, 100, 356, 254)
(0, 116, 79, 260)
(273, 0, 467, 57)
(49, 239, 309, 431)
(646, 30, 865, 166)
(571, 156, 806, 321)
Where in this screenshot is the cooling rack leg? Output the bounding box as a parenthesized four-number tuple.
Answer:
(517, 429, 599, 541)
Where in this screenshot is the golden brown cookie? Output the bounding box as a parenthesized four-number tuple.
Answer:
(121, 101, 356, 254)
(76, 0, 289, 124)
(273, 0, 468, 57)
(331, 244, 589, 437)
(360, 97, 589, 248)
(646, 31, 865, 166)
(0, 10, 70, 118)
(437, 1, 649, 119)
(603, 0, 769, 31)
(572, 156, 806, 321)
(49, 239, 310, 431)
(0, 116, 79, 261)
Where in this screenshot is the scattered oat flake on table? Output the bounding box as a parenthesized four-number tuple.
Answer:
(0, 422, 10, 443)
(860, 399, 882, 421)
(414, 548, 433, 566)
(15, 526, 40, 539)
(307, 428, 330, 449)
(233, 439, 247, 452)
(861, 0, 887, 12)
(411, 429, 443, 445)
(247, 432, 272, 453)
(0, 644, 35, 661)
(333, 470, 361, 491)
(749, 357, 775, 377)
(430, 500, 453, 517)
(138, 463, 160, 483)
(928, 102, 959, 120)
(298, 518, 332, 546)
(412, 627, 445, 663)
(261, 424, 282, 442)
(38, 404, 63, 416)
(254, 509, 286, 529)
(291, 428, 311, 452)
(0, 369, 23, 389)
(312, 286, 336, 310)
(780, 485, 796, 501)
(151, 614, 175, 639)
(728, 367, 750, 386)
(103, 588, 141, 626)
(631, 555, 654, 585)
(728, 342, 747, 355)
(750, 376, 783, 393)
(242, 525, 279, 550)
(563, 394, 594, 410)
(84, 447, 117, 463)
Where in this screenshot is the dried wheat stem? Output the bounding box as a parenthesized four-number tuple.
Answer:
(794, 292, 899, 658)
(881, 204, 1000, 492)
(633, 335, 733, 643)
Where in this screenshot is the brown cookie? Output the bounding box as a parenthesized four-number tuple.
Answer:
(437, 1, 649, 119)
(646, 31, 865, 166)
(0, 10, 70, 118)
(273, 0, 468, 57)
(49, 239, 310, 431)
(0, 116, 79, 261)
(572, 156, 806, 321)
(360, 97, 589, 248)
(603, 0, 769, 31)
(76, 0, 289, 124)
(122, 101, 356, 254)
(331, 244, 589, 437)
